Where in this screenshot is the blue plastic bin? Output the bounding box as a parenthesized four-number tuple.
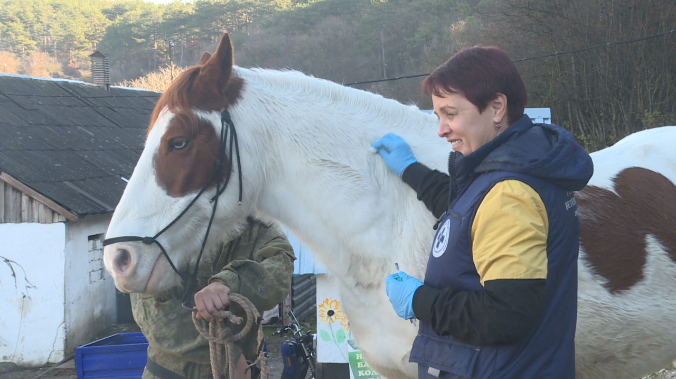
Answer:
(75, 332, 148, 378)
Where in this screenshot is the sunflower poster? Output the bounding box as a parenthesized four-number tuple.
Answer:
(316, 274, 382, 379)
(316, 274, 350, 363)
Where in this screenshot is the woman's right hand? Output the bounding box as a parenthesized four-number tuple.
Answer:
(371, 133, 418, 176)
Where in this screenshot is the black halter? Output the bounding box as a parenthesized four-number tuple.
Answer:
(103, 108, 242, 311)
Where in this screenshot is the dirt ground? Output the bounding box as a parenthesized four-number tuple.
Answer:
(644, 366, 676, 379)
(0, 324, 287, 379)
(2, 325, 675, 379)
(4, 361, 676, 379)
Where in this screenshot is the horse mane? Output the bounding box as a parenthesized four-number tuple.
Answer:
(235, 67, 431, 131)
(147, 66, 202, 136)
(148, 61, 432, 142)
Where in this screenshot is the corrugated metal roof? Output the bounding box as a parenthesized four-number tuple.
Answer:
(0, 75, 161, 216)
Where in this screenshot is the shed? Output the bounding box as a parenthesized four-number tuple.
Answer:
(0, 74, 160, 366)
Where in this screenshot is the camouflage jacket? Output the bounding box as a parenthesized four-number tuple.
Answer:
(131, 217, 295, 379)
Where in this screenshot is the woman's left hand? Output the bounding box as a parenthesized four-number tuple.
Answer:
(386, 271, 423, 319)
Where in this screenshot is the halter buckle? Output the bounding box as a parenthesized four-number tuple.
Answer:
(221, 109, 232, 123)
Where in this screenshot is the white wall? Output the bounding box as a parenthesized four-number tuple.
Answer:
(422, 107, 552, 124)
(282, 228, 327, 275)
(0, 223, 66, 365)
(64, 213, 117, 353)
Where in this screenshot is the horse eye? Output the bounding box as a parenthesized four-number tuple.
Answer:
(168, 138, 190, 152)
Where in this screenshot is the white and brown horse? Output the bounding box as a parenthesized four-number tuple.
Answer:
(103, 33, 676, 379)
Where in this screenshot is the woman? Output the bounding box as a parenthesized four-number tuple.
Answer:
(372, 46, 593, 378)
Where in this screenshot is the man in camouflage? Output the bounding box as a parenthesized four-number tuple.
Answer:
(131, 217, 296, 379)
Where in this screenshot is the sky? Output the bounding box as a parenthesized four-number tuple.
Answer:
(144, 0, 191, 4)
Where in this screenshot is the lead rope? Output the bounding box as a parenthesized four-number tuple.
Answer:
(192, 293, 267, 379)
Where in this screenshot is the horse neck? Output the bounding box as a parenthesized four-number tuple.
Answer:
(231, 68, 449, 281)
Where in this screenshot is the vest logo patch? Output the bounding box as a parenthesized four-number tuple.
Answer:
(432, 219, 451, 258)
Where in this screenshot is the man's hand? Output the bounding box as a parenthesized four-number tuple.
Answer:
(194, 281, 231, 322)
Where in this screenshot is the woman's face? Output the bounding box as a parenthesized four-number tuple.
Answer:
(433, 91, 503, 156)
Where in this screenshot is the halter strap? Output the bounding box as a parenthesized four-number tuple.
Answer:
(103, 107, 243, 310)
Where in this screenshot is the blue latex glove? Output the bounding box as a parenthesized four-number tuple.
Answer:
(386, 271, 424, 320)
(371, 133, 417, 176)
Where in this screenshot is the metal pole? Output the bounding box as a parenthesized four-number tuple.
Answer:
(169, 40, 174, 81)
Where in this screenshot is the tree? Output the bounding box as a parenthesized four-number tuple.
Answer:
(0, 51, 19, 73)
(116, 63, 187, 92)
(480, 0, 676, 150)
(21, 50, 62, 77)
(0, 0, 39, 53)
(98, 0, 164, 79)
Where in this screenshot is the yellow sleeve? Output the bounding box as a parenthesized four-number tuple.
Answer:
(472, 180, 549, 286)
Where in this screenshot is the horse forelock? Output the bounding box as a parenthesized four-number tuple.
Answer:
(148, 67, 201, 136)
(148, 65, 244, 137)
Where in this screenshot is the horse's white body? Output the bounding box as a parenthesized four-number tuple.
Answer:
(103, 34, 676, 379)
(217, 67, 450, 378)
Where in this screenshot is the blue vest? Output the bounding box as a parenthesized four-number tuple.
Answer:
(410, 170, 579, 379)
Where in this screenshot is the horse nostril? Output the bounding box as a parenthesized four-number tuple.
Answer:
(114, 249, 132, 273)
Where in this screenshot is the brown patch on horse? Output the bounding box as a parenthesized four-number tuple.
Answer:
(153, 114, 222, 197)
(148, 32, 244, 135)
(576, 167, 676, 293)
(150, 32, 244, 197)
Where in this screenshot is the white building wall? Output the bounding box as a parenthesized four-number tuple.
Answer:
(63, 213, 117, 353)
(524, 108, 552, 123)
(0, 223, 66, 365)
(422, 107, 552, 124)
(282, 228, 327, 275)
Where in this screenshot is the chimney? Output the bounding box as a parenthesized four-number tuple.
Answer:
(89, 50, 110, 91)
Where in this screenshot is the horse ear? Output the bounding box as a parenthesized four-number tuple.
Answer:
(197, 52, 212, 65)
(202, 32, 234, 95)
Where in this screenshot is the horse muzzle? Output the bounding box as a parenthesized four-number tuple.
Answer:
(103, 241, 166, 293)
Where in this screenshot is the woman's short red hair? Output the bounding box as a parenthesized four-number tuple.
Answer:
(422, 46, 527, 124)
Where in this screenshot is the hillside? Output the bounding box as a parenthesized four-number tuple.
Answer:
(1, 0, 674, 149)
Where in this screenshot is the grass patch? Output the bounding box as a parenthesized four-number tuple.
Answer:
(263, 326, 280, 337)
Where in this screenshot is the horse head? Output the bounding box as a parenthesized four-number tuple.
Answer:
(103, 33, 252, 294)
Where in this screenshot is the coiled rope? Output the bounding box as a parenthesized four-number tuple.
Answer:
(192, 293, 267, 379)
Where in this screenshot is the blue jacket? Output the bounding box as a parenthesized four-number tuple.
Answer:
(408, 116, 593, 378)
